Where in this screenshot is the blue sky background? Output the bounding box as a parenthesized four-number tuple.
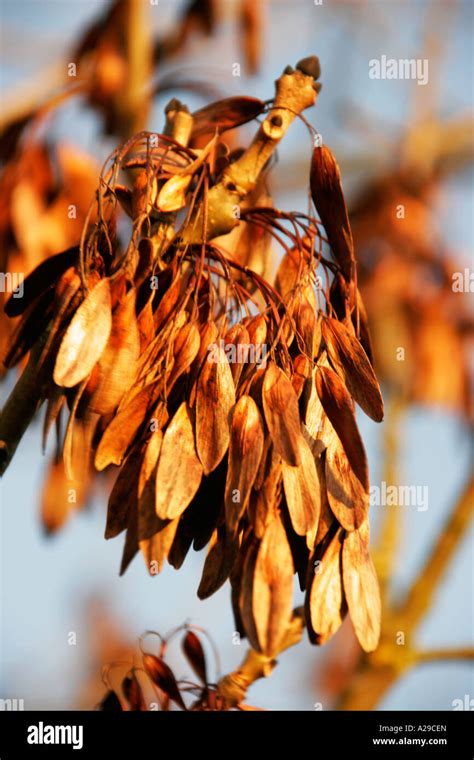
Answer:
(0, 0, 472, 710)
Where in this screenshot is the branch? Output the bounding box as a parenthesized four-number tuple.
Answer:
(416, 647, 474, 665)
(335, 661, 400, 711)
(216, 607, 305, 707)
(336, 644, 474, 711)
(371, 395, 406, 605)
(163, 99, 193, 145)
(395, 473, 474, 633)
(115, 0, 153, 139)
(180, 58, 320, 243)
(335, 472, 473, 711)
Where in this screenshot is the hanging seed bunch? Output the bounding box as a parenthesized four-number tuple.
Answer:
(1, 58, 384, 655)
(99, 626, 251, 712)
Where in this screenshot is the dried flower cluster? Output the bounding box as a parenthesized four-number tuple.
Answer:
(1, 60, 383, 655)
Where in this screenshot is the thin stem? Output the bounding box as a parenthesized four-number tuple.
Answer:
(117, 0, 152, 139)
(216, 607, 305, 707)
(335, 469, 473, 711)
(416, 648, 474, 665)
(372, 394, 406, 605)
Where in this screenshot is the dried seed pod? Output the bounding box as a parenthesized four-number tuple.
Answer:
(303, 366, 338, 457)
(139, 517, 180, 575)
(156, 173, 192, 212)
(169, 321, 201, 387)
(36, 267, 86, 372)
(224, 323, 250, 385)
(94, 383, 160, 471)
(322, 316, 384, 422)
(282, 434, 321, 538)
(293, 298, 317, 358)
(136, 298, 155, 352)
(262, 362, 302, 467)
(194, 321, 219, 368)
(42, 387, 64, 452)
(184, 467, 224, 551)
(342, 521, 381, 652)
(198, 527, 239, 599)
(274, 243, 316, 309)
(354, 288, 374, 365)
(182, 630, 207, 685)
(98, 690, 123, 711)
(4, 246, 77, 318)
(188, 321, 219, 406)
(249, 446, 281, 538)
(0, 62, 385, 659)
(196, 344, 235, 474)
(114, 185, 133, 218)
(41, 457, 88, 534)
(137, 431, 163, 540)
(310, 144, 355, 283)
(143, 654, 187, 710)
(191, 96, 265, 140)
(167, 520, 193, 570)
(88, 288, 140, 415)
(120, 504, 139, 576)
(122, 672, 146, 711)
(306, 527, 347, 644)
(54, 277, 112, 388)
(132, 169, 157, 219)
(291, 354, 311, 398)
(63, 403, 97, 482)
(274, 248, 302, 299)
(240, 513, 294, 657)
(153, 273, 182, 333)
(3, 289, 54, 368)
(315, 365, 368, 490)
(245, 314, 267, 348)
(225, 395, 264, 534)
(239, 539, 261, 649)
(155, 402, 203, 520)
(105, 445, 142, 539)
(313, 452, 334, 546)
(325, 436, 368, 531)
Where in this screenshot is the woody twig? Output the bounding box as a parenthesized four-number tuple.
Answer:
(180, 58, 321, 243)
(216, 607, 305, 708)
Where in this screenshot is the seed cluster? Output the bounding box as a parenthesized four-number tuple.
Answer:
(3, 69, 383, 656)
